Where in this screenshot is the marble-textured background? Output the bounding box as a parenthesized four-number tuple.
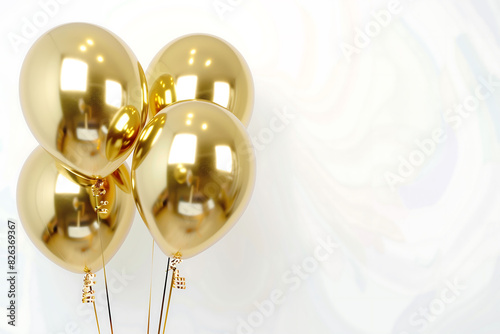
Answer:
(2, 0, 500, 333)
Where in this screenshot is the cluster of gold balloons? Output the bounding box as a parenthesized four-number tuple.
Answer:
(17, 23, 255, 275)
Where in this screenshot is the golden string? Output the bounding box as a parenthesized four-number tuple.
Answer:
(157, 258, 171, 334)
(162, 255, 185, 334)
(93, 301, 101, 334)
(147, 240, 155, 334)
(162, 272, 175, 334)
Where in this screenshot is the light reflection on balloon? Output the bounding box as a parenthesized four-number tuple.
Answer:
(132, 100, 255, 259)
(19, 23, 147, 179)
(146, 34, 253, 125)
(17, 147, 135, 273)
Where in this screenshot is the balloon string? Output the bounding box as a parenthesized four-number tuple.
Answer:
(99, 233, 114, 334)
(157, 257, 171, 334)
(162, 256, 185, 334)
(162, 271, 175, 334)
(147, 240, 155, 334)
(92, 181, 114, 334)
(93, 301, 101, 334)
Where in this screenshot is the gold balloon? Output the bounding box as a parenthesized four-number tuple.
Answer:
(17, 147, 135, 273)
(19, 23, 147, 179)
(132, 100, 255, 259)
(146, 34, 254, 125)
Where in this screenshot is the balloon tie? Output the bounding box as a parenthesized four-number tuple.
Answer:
(92, 180, 114, 334)
(170, 256, 186, 289)
(92, 180, 108, 214)
(82, 267, 100, 334)
(82, 268, 96, 303)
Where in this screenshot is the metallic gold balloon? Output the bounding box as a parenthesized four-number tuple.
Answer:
(146, 34, 254, 125)
(17, 147, 135, 273)
(19, 23, 148, 179)
(132, 101, 255, 259)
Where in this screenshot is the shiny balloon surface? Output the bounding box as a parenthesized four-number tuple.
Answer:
(132, 101, 255, 258)
(19, 22, 147, 179)
(17, 147, 135, 273)
(147, 34, 253, 125)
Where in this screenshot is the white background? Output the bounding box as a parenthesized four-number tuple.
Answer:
(2, 0, 500, 333)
